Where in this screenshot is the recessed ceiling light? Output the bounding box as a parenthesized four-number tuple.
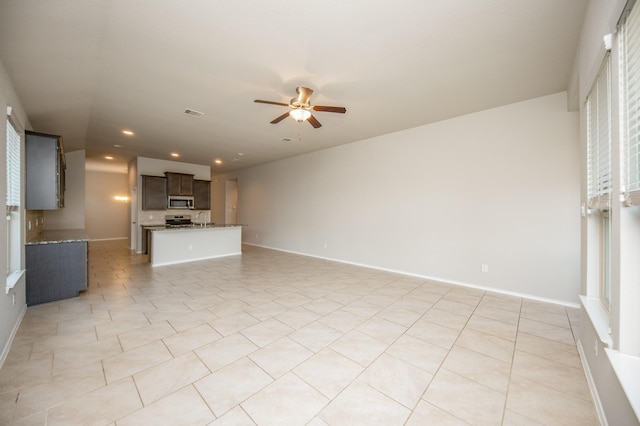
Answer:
(170, 152, 180, 157)
(105, 156, 114, 160)
(237, 153, 244, 156)
(214, 159, 223, 165)
(122, 130, 134, 136)
(113, 144, 122, 148)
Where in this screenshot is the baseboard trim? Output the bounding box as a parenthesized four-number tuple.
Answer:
(577, 338, 608, 426)
(0, 303, 27, 369)
(242, 242, 580, 308)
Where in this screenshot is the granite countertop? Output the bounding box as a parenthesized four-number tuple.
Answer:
(148, 224, 245, 232)
(26, 229, 90, 245)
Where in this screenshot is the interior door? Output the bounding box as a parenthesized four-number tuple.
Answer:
(225, 179, 238, 224)
(130, 187, 137, 250)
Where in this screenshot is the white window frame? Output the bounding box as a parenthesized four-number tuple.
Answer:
(615, 0, 640, 358)
(5, 106, 24, 293)
(586, 53, 614, 310)
(587, 54, 613, 210)
(620, 0, 640, 206)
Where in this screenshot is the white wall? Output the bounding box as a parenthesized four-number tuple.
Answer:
(219, 92, 580, 304)
(85, 170, 129, 240)
(43, 150, 85, 230)
(136, 156, 210, 180)
(0, 59, 29, 366)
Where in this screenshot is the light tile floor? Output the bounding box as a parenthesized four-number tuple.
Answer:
(0, 240, 600, 425)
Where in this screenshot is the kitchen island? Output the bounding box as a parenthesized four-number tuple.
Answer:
(149, 225, 242, 266)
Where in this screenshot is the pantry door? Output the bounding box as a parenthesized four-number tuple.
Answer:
(225, 179, 238, 224)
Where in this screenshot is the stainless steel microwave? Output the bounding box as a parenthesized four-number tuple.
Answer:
(168, 195, 194, 209)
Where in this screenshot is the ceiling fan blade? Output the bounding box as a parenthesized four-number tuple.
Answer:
(307, 114, 322, 128)
(255, 99, 290, 107)
(312, 105, 346, 113)
(270, 112, 290, 124)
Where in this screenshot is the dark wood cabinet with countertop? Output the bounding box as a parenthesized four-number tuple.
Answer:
(193, 179, 211, 209)
(142, 175, 167, 210)
(141, 224, 165, 254)
(25, 230, 88, 306)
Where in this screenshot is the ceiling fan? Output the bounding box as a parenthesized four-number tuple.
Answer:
(254, 87, 346, 128)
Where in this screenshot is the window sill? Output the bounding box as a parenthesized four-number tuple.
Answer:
(6, 269, 25, 294)
(580, 295, 613, 347)
(605, 348, 640, 421)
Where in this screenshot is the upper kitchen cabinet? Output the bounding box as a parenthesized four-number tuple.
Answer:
(141, 175, 167, 210)
(193, 179, 211, 209)
(165, 172, 194, 196)
(25, 130, 65, 210)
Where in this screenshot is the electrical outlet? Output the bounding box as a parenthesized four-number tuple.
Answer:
(481, 264, 489, 273)
(28, 220, 31, 230)
(594, 340, 598, 357)
(324, 242, 328, 249)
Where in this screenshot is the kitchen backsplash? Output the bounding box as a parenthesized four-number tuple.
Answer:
(25, 210, 45, 241)
(139, 209, 211, 225)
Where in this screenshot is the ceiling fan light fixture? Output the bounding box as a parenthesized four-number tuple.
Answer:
(290, 108, 311, 122)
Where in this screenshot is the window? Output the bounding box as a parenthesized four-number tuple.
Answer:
(600, 209, 611, 306)
(6, 107, 23, 286)
(6, 120, 20, 210)
(620, 1, 640, 206)
(587, 54, 612, 210)
(580, 2, 640, 418)
(586, 54, 613, 307)
(616, 0, 640, 357)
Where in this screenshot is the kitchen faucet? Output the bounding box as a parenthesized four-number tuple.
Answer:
(196, 211, 206, 227)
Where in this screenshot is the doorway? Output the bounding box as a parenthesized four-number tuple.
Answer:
(225, 179, 238, 224)
(129, 187, 137, 250)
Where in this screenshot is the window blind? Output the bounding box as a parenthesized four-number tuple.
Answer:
(6, 119, 20, 210)
(587, 54, 612, 210)
(621, 4, 640, 206)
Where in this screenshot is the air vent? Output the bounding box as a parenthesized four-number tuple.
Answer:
(184, 108, 204, 117)
(281, 137, 293, 142)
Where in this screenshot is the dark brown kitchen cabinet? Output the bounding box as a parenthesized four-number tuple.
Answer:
(25, 130, 66, 209)
(165, 172, 194, 196)
(193, 179, 211, 209)
(142, 175, 167, 210)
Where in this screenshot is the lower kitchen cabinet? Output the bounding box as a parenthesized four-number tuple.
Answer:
(25, 240, 88, 306)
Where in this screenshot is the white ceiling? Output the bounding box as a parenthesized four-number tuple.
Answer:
(0, 0, 587, 175)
